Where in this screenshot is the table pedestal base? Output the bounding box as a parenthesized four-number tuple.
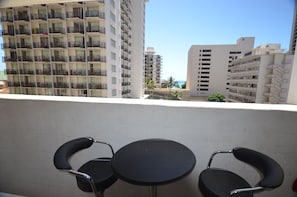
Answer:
(151, 185, 157, 197)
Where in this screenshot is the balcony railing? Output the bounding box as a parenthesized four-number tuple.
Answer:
(5, 69, 19, 74)
(14, 15, 29, 21)
(49, 28, 65, 34)
(20, 82, 36, 87)
(15, 29, 31, 35)
(87, 56, 106, 62)
(48, 13, 65, 19)
(33, 42, 49, 48)
(66, 12, 83, 19)
(86, 26, 105, 34)
(69, 56, 85, 62)
(71, 83, 87, 89)
(0, 16, 13, 22)
(37, 82, 52, 88)
(1, 30, 15, 36)
(36, 69, 51, 75)
(68, 42, 85, 48)
(53, 70, 69, 75)
(7, 82, 20, 86)
(85, 10, 105, 19)
(70, 70, 86, 75)
(88, 83, 107, 89)
(16, 43, 32, 48)
(88, 70, 107, 76)
(87, 41, 106, 48)
(50, 42, 66, 48)
(34, 56, 50, 62)
(30, 14, 47, 20)
(67, 27, 84, 34)
(32, 28, 48, 34)
(0, 95, 296, 197)
(51, 56, 67, 62)
(54, 82, 69, 88)
(2, 43, 16, 49)
(19, 69, 34, 74)
(3, 56, 17, 62)
(17, 56, 33, 62)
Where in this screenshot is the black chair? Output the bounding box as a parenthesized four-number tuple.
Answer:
(199, 147, 284, 197)
(53, 137, 118, 197)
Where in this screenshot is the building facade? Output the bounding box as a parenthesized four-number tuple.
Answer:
(144, 47, 162, 88)
(187, 37, 254, 97)
(227, 44, 293, 104)
(0, 0, 146, 98)
(290, 0, 297, 54)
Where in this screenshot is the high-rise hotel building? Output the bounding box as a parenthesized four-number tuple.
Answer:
(290, 0, 297, 54)
(227, 44, 293, 104)
(144, 47, 162, 88)
(187, 37, 254, 97)
(0, 0, 146, 98)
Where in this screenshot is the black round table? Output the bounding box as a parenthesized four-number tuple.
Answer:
(111, 139, 196, 197)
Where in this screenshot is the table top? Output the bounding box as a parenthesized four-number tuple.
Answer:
(111, 139, 196, 185)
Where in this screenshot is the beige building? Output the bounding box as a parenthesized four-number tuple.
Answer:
(227, 44, 293, 104)
(144, 47, 162, 88)
(0, 0, 146, 98)
(187, 37, 254, 97)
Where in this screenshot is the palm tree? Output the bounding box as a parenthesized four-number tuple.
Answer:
(167, 76, 179, 89)
(145, 77, 156, 95)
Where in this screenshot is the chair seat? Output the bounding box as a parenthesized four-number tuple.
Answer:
(199, 168, 253, 197)
(76, 157, 118, 192)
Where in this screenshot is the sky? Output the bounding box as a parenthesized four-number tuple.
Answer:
(0, 0, 295, 81)
(145, 0, 295, 81)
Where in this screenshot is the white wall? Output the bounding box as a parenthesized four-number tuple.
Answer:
(0, 95, 297, 197)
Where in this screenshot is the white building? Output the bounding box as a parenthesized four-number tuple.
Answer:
(187, 37, 254, 97)
(144, 47, 162, 88)
(227, 44, 294, 104)
(0, 0, 146, 98)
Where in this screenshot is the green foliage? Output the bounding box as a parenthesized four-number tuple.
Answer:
(181, 81, 186, 89)
(145, 77, 156, 90)
(207, 93, 225, 102)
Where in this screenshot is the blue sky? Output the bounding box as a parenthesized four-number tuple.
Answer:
(145, 0, 295, 81)
(0, 0, 295, 81)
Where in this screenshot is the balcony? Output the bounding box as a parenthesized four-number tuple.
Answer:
(0, 16, 13, 22)
(37, 82, 52, 88)
(87, 41, 106, 48)
(70, 70, 86, 75)
(15, 29, 31, 35)
(50, 42, 66, 48)
(87, 56, 106, 62)
(16, 43, 32, 49)
(54, 82, 69, 88)
(88, 83, 107, 89)
(17, 56, 33, 62)
(48, 12, 65, 19)
(1, 30, 15, 36)
(51, 56, 67, 62)
(34, 56, 50, 62)
(67, 27, 84, 34)
(85, 10, 105, 19)
(14, 14, 29, 21)
(0, 95, 296, 197)
(88, 70, 107, 76)
(49, 28, 65, 34)
(33, 42, 49, 48)
(71, 83, 87, 89)
(35, 69, 51, 75)
(66, 12, 83, 19)
(86, 26, 105, 34)
(52, 70, 69, 75)
(30, 14, 47, 21)
(69, 56, 85, 62)
(68, 42, 85, 48)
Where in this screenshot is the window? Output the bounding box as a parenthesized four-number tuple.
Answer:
(111, 39, 116, 47)
(112, 89, 117, 96)
(112, 77, 117, 84)
(111, 25, 115, 35)
(112, 65, 116, 72)
(110, 11, 115, 22)
(111, 52, 116, 60)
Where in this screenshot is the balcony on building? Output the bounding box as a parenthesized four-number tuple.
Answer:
(68, 41, 85, 48)
(85, 10, 105, 19)
(87, 56, 106, 62)
(87, 41, 106, 48)
(86, 25, 105, 34)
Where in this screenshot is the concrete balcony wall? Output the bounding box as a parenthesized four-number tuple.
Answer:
(0, 94, 297, 197)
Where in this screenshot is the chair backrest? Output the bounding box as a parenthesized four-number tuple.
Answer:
(233, 147, 284, 189)
(54, 137, 94, 170)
